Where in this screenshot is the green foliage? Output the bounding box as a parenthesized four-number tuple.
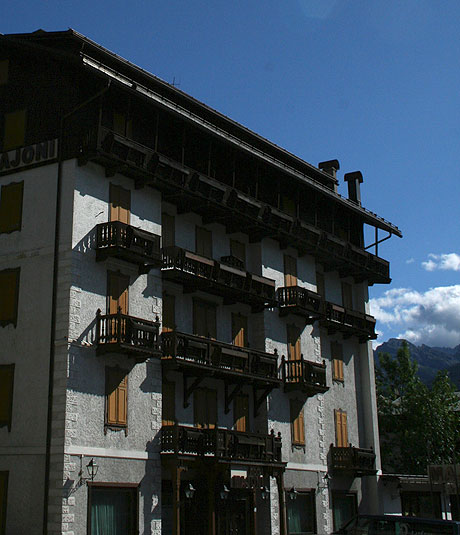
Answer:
(376, 341, 459, 474)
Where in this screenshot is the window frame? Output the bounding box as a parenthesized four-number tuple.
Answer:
(0, 181, 24, 234)
(3, 109, 26, 152)
(0, 267, 20, 328)
(285, 488, 316, 535)
(0, 364, 14, 431)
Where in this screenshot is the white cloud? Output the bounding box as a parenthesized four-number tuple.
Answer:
(406, 258, 415, 264)
(422, 253, 460, 272)
(370, 285, 460, 347)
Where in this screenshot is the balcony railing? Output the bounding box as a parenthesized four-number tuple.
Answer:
(72, 120, 391, 284)
(277, 286, 322, 322)
(161, 246, 276, 310)
(95, 309, 161, 359)
(95, 221, 161, 271)
(161, 424, 283, 464)
(280, 355, 328, 395)
(320, 302, 377, 342)
(161, 330, 280, 385)
(329, 445, 377, 476)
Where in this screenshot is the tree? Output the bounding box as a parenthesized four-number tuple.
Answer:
(376, 341, 459, 474)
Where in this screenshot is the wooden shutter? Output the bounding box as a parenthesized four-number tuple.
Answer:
(162, 382, 176, 426)
(162, 294, 175, 333)
(0, 365, 14, 430)
(232, 313, 248, 348)
(194, 389, 217, 429)
(106, 368, 128, 427)
(335, 410, 348, 447)
(196, 226, 212, 258)
(284, 255, 298, 287)
(342, 282, 353, 310)
(0, 181, 23, 233)
(113, 111, 132, 138)
(3, 109, 26, 151)
(316, 271, 325, 299)
(287, 325, 301, 361)
(109, 183, 131, 224)
(193, 300, 216, 338)
(0, 268, 19, 326)
(230, 239, 246, 266)
(107, 271, 129, 314)
(290, 400, 305, 445)
(234, 394, 249, 432)
(332, 342, 344, 381)
(0, 471, 8, 535)
(162, 213, 175, 248)
(207, 389, 217, 429)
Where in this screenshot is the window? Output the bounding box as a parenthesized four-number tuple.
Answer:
(113, 111, 133, 138)
(0, 268, 20, 327)
(290, 400, 305, 446)
(193, 299, 216, 339)
(0, 471, 7, 535)
(286, 490, 316, 535)
(109, 184, 131, 224)
(89, 484, 137, 535)
(233, 394, 249, 432)
(194, 388, 217, 429)
(107, 271, 129, 315)
(162, 382, 176, 426)
(332, 491, 357, 531)
(3, 109, 26, 151)
(0, 60, 9, 85)
(0, 181, 23, 234)
(0, 365, 14, 431)
(105, 367, 128, 429)
(341, 282, 353, 310)
(287, 325, 301, 361)
(284, 255, 298, 287)
(162, 294, 175, 333)
(195, 226, 212, 258)
(230, 239, 246, 268)
(334, 409, 348, 447)
(232, 313, 248, 348)
(402, 491, 441, 519)
(331, 342, 344, 382)
(162, 213, 175, 248)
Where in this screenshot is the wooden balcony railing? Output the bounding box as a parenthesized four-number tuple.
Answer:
(161, 246, 276, 310)
(277, 286, 322, 322)
(95, 309, 161, 359)
(161, 330, 280, 385)
(72, 120, 392, 284)
(95, 221, 161, 271)
(320, 302, 377, 342)
(329, 445, 377, 476)
(280, 355, 328, 395)
(161, 424, 283, 464)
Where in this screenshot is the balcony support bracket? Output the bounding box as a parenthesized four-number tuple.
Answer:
(253, 385, 274, 417)
(183, 375, 204, 409)
(224, 383, 243, 414)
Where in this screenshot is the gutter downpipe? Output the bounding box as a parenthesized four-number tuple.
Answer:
(43, 81, 111, 534)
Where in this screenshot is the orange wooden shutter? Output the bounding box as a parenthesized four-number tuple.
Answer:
(232, 314, 248, 348)
(4, 109, 26, 151)
(0, 365, 14, 428)
(290, 401, 305, 445)
(287, 325, 301, 361)
(0, 269, 19, 325)
(335, 410, 348, 447)
(162, 213, 175, 247)
(162, 294, 175, 333)
(342, 282, 353, 310)
(0, 181, 23, 233)
(162, 382, 176, 426)
(284, 255, 297, 287)
(196, 226, 212, 258)
(109, 184, 131, 224)
(207, 389, 217, 429)
(230, 239, 246, 266)
(332, 342, 344, 381)
(234, 394, 249, 432)
(106, 368, 128, 426)
(108, 272, 129, 314)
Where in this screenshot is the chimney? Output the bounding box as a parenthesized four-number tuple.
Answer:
(344, 171, 363, 205)
(318, 160, 340, 192)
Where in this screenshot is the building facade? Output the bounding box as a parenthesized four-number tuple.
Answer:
(0, 29, 401, 535)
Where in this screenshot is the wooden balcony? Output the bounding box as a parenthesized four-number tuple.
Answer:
(280, 355, 328, 396)
(73, 120, 391, 284)
(161, 330, 280, 389)
(320, 302, 377, 342)
(161, 246, 277, 311)
(329, 445, 377, 476)
(95, 309, 161, 360)
(161, 424, 283, 466)
(277, 286, 322, 322)
(95, 221, 161, 272)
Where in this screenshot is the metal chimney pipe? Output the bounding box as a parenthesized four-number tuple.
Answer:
(344, 171, 363, 205)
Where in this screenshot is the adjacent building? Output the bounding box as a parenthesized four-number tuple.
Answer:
(0, 29, 401, 535)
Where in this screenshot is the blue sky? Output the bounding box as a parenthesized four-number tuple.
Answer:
(4, 0, 460, 347)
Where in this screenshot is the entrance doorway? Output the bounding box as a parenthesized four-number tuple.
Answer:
(217, 489, 251, 535)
